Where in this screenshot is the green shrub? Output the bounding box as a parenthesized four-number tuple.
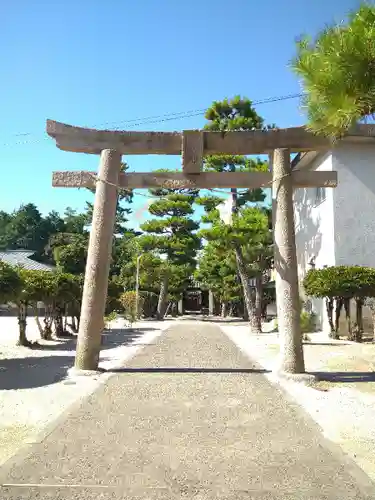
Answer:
(303, 266, 375, 299)
(104, 311, 118, 330)
(275, 310, 316, 335)
(119, 291, 144, 326)
(0, 261, 22, 303)
(300, 310, 316, 334)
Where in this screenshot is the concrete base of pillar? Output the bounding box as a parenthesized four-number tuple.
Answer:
(272, 369, 317, 385)
(67, 366, 105, 379)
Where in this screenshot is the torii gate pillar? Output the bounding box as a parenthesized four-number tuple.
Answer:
(272, 149, 305, 374)
(75, 149, 121, 371)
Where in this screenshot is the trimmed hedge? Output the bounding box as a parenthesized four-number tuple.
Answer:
(303, 265, 375, 341)
(303, 266, 375, 299)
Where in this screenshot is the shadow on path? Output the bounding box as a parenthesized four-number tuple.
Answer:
(313, 371, 375, 383)
(110, 367, 269, 374)
(305, 342, 352, 346)
(0, 355, 74, 390)
(0, 328, 154, 390)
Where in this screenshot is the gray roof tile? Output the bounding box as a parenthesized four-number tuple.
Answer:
(0, 250, 55, 272)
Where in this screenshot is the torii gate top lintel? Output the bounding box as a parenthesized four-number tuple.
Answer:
(46, 119, 375, 157)
(47, 119, 334, 156)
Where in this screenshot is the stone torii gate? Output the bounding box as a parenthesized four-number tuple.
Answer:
(47, 120, 336, 375)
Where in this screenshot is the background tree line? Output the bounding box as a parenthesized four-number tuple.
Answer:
(0, 96, 277, 346)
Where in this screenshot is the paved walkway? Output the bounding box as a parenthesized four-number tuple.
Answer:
(1, 322, 374, 499)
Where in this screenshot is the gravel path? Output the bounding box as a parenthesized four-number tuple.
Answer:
(222, 324, 375, 482)
(1, 321, 373, 499)
(0, 316, 173, 465)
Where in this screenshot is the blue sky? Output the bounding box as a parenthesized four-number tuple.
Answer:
(0, 0, 361, 229)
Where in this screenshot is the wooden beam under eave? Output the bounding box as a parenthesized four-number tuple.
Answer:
(46, 120, 333, 155)
(52, 170, 337, 190)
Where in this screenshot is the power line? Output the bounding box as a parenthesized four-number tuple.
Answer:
(0, 92, 304, 147)
(101, 92, 304, 131)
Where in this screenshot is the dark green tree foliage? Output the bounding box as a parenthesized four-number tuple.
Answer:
(45, 208, 90, 273)
(0, 204, 60, 254)
(304, 266, 375, 299)
(106, 278, 124, 315)
(110, 229, 141, 277)
(303, 266, 375, 341)
(195, 242, 241, 316)
(139, 174, 201, 319)
(13, 268, 51, 346)
(43, 210, 66, 236)
(0, 204, 89, 267)
(199, 204, 271, 322)
(204, 96, 264, 131)
(63, 207, 87, 234)
(292, 4, 375, 137)
(0, 211, 12, 248)
(85, 162, 133, 235)
(0, 261, 22, 304)
(52, 272, 81, 338)
(51, 233, 88, 274)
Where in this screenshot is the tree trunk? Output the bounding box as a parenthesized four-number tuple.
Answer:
(221, 301, 227, 317)
(334, 297, 343, 338)
(344, 298, 351, 338)
(255, 275, 263, 331)
(42, 304, 54, 340)
(156, 273, 169, 320)
(242, 302, 249, 321)
(178, 298, 184, 316)
(355, 298, 364, 342)
(326, 297, 335, 338)
(261, 300, 268, 321)
(54, 304, 65, 337)
(208, 290, 214, 316)
(228, 303, 234, 317)
(34, 306, 44, 337)
(230, 185, 260, 332)
(63, 305, 68, 331)
(54, 315, 64, 337)
(71, 316, 76, 332)
(271, 148, 305, 373)
(234, 244, 261, 333)
(17, 303, 30, 347)
(371, 307, 375, 341)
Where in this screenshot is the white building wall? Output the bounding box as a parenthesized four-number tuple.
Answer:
(294, 142, 375, 333)
(333, 142, 375, 267)
(294, 153, 335, 331)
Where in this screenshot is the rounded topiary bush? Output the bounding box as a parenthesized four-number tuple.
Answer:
(303, 266, 375, 299)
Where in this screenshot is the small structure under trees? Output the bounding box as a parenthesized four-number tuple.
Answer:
(48, 119, 343, 376)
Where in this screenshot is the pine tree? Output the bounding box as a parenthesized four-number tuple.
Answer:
(139, 173, 201, 319)
(200, 96, 272, 332)
(195, 241, 241, 317)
